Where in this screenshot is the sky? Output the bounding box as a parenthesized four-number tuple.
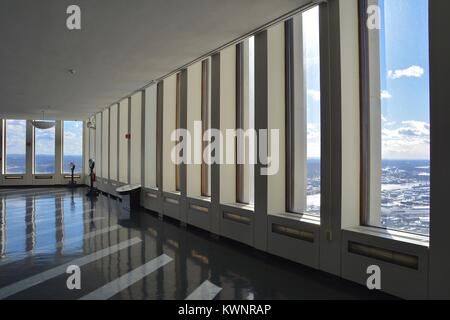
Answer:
(379, 0, 430, 160)
(5, 120, 83, 156)
(304, 6, 321, 160)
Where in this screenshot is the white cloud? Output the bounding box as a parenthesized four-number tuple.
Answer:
(5, 120, 26, 154)
(307, 90, 321, 102)
(382, 120, 430, 160)
(307, 123, 321, 158)
(381, 90, 392, 99)
(387, 65, 424, 80)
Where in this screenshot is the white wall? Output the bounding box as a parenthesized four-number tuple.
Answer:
(219, 45, 236, 204)
(119, 99, 129, 183)
(186, 61, 202, 197)
(144, 85, 157, 189)
(95, 113, 102, 177)
(130, 92, 142, 185)
(163, 75, 177, 192)
(267, 23, 285, 215)
(110, 104, 119, 182)
(102, 109, 110, 180)
(340, 0, 361, 229)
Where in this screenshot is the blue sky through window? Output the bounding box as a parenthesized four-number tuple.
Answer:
(379, 0, 430, 160)
(63, 120, 83, 173)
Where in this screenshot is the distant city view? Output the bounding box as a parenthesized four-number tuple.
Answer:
(381, 160, 430, 235)
(5, 154, 83, 174)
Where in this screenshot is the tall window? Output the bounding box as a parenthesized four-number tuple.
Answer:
(286, 6, 321, 216)
(4, 120, 27, 174)
(236, 37, 255, 205)
(34, 125, 56, 174)
(63, 121, 83, 174)
(175, 73, 181, 192)
(201, 59, 211, 197)
(360, 0, 430, 235)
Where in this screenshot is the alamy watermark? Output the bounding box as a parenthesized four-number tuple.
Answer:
(66, 265, 81, 290)
(367, 265, 381, 290)
(66, 5, 81, 30)
(170, 122, 280, 176)
(367, 5, 381, 30)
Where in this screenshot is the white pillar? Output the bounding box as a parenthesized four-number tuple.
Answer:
(368, 0, 382, 227)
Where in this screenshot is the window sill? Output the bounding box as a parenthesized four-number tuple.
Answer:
(164, 191, 181, 198)
(343, 226, 429, 248)
(189, 195, 211, 203)
(34, 175, 54, 180)
(269, 212, 321, 226)
(223, 202, 255, 212)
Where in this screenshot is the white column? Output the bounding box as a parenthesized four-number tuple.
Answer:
(368, 0, 382, 227)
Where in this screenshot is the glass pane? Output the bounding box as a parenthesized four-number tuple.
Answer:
(291, 6, 321, 216)
(367, 0, 430, 235)
(304, 7, 321, 215)
(63, 121, 83, 174)
(5, 120, 27, 174)
(34, 126, 55, 174)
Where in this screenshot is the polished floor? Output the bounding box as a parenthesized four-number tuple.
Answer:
(0, 187, 395, 300)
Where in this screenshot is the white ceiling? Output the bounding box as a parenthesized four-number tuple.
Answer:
(0, 0, 308, 120)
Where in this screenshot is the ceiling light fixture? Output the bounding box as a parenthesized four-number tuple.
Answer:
(32, 111, 56, 129)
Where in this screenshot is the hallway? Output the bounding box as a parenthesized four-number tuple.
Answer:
(0, 187, 394, 300)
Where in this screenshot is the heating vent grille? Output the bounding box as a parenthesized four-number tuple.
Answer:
(64, 175, 81, 179)
(165, 197, 179, 205)
(35, 175, 53, 180)
(146, 192, 158, 199)
(272, 224, 314, 243)
(348, 241, 419, 270)
(4, 176, 24, 180)
(190, 204, 208, 213)
(223, 212, 251, 225)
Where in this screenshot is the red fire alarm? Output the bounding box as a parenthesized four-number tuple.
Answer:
(125, 133, 131, 140)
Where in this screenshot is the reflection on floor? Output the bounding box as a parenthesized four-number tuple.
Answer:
(0, 187, 396, 300)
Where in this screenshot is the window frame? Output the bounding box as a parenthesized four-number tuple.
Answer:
(285, 19, 295, 213)
(201, 59, 211, 197)
(3, 119, 27, 175)
(235, 42, 245, 204)
(175, 72, 181, 192)
(33, 124, 56, 175)
(359, 0, 372, 227)
(284, 9, 322, 217)
(358, 0, 431, 236)
(62, 120, 84, 174)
